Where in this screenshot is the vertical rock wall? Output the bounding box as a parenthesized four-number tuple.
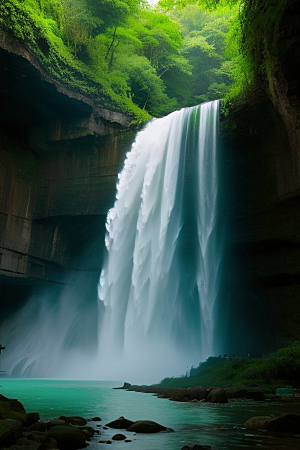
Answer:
(222, 101, 300, 353)
(0, 42, 136, 319)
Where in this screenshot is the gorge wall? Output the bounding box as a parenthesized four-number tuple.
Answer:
(0, 36, 136, 321)
(221, 100, 300, 355)
(0, 34, 299, 355)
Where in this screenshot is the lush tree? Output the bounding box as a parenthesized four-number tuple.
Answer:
(0, 0, 245, 117)
(161, 3, 237, 105)
(91, 9, 191, 115)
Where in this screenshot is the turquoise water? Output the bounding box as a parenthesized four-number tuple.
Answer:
(1, 379, 300, 449)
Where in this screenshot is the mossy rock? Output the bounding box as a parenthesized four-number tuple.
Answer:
(0, 419, 24, 447)
(48, 424, 87, 450)
(0, 424, 15, 448)
(0, 395, 27, 423)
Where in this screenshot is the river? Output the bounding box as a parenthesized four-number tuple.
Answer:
(1, 379, 300, 449)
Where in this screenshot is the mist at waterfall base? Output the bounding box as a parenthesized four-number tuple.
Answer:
(1, 101, 225, 384)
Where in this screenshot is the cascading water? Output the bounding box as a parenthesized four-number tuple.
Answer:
(98, 101, 222, 382)
(1, 101, 223, 382)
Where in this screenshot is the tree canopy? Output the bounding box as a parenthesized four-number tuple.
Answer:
(1, 0, 290, 120)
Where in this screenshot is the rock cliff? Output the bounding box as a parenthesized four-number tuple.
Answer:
(0, 36, 136, 318)
(221, 99, 300, 354)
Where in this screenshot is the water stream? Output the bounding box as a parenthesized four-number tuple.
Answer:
(98, 101, 223, 382)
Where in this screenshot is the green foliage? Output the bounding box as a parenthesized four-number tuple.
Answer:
(2, 0, 271, 119)
(221, 11, 255, 106)
(166, 3, 237, 106)
(90, 10, 189, 115)
(224, 0, 296, 107)
(240, 0, 290, 73)
(159, 341, 300, 389)
(157, 0, 239, 12)
(0, 0, 151, 122)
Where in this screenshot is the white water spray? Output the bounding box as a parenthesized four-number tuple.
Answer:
(98, 101, 222, 382)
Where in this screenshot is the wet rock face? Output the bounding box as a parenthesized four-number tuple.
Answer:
(0, 37, 136, 312)
(221, 99, 300, 354)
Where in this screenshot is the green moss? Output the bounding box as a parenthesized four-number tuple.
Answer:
(0, 400, 27, 423)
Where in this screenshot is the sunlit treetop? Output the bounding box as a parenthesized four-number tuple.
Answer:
(157, 0, 240, 11)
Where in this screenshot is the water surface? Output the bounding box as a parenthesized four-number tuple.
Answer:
(1, 379, 299, 449)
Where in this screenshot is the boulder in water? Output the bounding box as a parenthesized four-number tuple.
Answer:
(112, 433, 127, 440)
(182, 445, 212, 450)
(169, 391, 190, 402)
(106, 417, 134, 429)
(187, 387, 208, 401)
(81, 425, 96, 440)
(127, 420, 173, 433)
(59, 416, 87, 426)
(48, 424, 87, 449)
(206, 388, 228, 403)
(244, 416, 271, 429)
(264, 414, 300, 433)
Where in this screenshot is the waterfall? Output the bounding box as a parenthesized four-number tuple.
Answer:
(1, 101, 222, 382)
(98, 101, 222, 382)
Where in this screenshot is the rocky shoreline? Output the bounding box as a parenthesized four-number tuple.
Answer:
(0, 393, 175, 450)
(116, 382, 273, 402)
(1, 384, 300, 450)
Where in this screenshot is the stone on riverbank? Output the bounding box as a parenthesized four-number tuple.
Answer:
(225, 388, 265, 401)
(112, 433, 127, 440)
(244, 416, 271, 429)
(48, 424, 87, 449)
(182, 444, 212, 450)
(127, 420, 173, 433)
(264, 414, 300, 433)
(106, 416, 134, 429)
(245, 414, 300, 434)
(59, 416, 87, 426)
(0, 419, 24, 438)
(169, 391, 191, 402)
(0, 395, 97, 450)
(127, 384, 268, 403)
(206, 388, 228, 403)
